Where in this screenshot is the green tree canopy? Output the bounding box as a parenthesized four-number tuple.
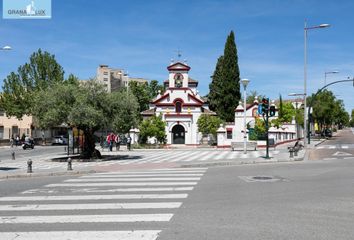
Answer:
(350, 109, 354, 127)
(129, 80, 165, 113)
(109, 90, 140, 134)
(139, 114, 166, 144)
(1, 49, 76, 119)
(197, 114, 223, 136)
(308, 89, 349, 130)
(33, 80, 110, 158)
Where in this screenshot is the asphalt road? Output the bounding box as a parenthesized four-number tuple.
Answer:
(308, 128, 354, 161)
(0, 145, 67, 162)
(1, 157, 354, 239)
(0, 129, 353, 239)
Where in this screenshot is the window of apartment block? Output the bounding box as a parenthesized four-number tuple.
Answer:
(12, 126, 18, 137)
(0, 126, 4, 139)
(103, 78, 108, 81)
(227, 128, 233, 139)
(103, 72, 108, 75)
(0, 109, 4, 116)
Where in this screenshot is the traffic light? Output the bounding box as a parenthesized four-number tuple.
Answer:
(261, 98, 269, 113)
(258, 104, 263, 115)
(269, 105, 276, 116)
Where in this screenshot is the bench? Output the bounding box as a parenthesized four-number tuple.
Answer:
(288, 141, 303, 157)
(231, 142, 257, 151)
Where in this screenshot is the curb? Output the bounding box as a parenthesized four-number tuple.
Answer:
(0, 169, 98, 180)
(180, 157, 303, 168)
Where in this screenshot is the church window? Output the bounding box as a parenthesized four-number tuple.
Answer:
(175, 101, 182, 113)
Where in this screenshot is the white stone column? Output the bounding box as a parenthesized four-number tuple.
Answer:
(216, 124, 226, 147)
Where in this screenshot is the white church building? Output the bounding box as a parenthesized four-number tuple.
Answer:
(142, 61, 215, 145)
(141, 60, 298, 147)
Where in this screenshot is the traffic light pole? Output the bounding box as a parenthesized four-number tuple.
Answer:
(265, 112, 270, 159)
(260, 98, 273, 159)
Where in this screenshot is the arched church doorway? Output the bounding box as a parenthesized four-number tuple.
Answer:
(172, 124, 185, 144)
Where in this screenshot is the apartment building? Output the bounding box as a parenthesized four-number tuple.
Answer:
(0, 110, 33, 140)
(96, 65, 148, 92)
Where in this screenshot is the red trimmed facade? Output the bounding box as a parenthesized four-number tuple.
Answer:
(141, 61, 215, 145)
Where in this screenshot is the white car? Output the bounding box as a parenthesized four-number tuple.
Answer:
(52, 135, 68, 145)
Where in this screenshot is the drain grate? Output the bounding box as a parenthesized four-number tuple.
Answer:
(239, 175, 286, 183)
(252, 176, 273, 180)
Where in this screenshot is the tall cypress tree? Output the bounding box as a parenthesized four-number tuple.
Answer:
(209, 31, 241, 122)
(208, 56, 224, 112)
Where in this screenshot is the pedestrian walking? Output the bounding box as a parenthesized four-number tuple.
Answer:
(107, 133, 115, 151)
(127, 135, 132, 151)
(15, 136, 20, 147)
(10, 137, 14, 148)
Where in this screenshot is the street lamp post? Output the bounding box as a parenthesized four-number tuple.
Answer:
(324, 71, 339, 86)
(304, 20, 330, 147)
(241, 79, 250, 154)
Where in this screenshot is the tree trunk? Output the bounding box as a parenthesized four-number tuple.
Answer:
(82, 128, 101, 159)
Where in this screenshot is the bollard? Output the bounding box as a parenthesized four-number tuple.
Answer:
(27, 159, 33, 173)
(67, 157, 73, 171)
(11, 151, 15, 160)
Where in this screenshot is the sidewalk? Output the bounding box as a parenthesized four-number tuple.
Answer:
(0, 139, 326, 179)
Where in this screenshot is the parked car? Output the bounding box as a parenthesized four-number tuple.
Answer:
(52, 135, 68, 145)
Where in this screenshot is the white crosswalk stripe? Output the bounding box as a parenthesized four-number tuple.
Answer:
(0, 168, 207, 239)
(316, 144, 354, 149)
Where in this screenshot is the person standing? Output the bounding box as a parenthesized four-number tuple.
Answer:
(109, 133, 115, 151)
(127, 135, 132, 151)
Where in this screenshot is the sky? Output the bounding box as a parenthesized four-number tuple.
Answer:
(0, 0, 353, 113)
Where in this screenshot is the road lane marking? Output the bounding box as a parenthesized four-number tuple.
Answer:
(0, 214, 173, 223)
(45, 182, 198, 187)
(79, 173, 204, 178)
(0, 231, 161, 240)
(94, 170, 206, 174)
(65, 177, 201, 182)
(0, 202, 182, 211)
(22, 187, 194, 194)
(332, 151, 352, 156)
(0, 194, 188, 201)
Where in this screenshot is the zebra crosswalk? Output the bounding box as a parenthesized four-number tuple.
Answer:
(1, 150, 278, 171)
(316, 144, 354, 149)
(0, 167, 207, 240)
(105, 149, 278, 165)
